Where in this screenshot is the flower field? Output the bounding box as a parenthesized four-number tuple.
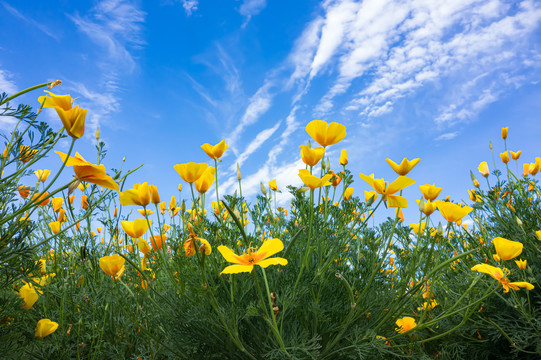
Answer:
(1, 82, 540, 359)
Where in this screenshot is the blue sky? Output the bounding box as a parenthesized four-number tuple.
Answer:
(1, 0, 541, 226)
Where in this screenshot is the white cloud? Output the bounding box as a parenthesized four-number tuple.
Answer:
(1, 1, 59, 40)
(181, 0, 198, 16)
(226, 80, 274, 154)
(233, 121, 281, 169)
(239, 0, 267, 26)
(69, 0, 146, 73)
(434, 132, 459, 141)
(0, 69, 17, 95)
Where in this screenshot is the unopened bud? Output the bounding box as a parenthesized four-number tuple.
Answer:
(181, 200, 186, 214)
(260, 182, 267, 195)
(237, 163, 242, 181)
(489, 142, 493, 150)
(437, 223, 443, 235)
(418, 198, 425, 212)
(95, 127, 100, 141)
(326, 157, 330, 171)
(516, 217, 523, 226)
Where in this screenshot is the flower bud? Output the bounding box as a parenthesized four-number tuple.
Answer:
(516, 217, 523, 226)
(149, 184, 160, 205)
(501, 127, 508, 140)
(260, 182, 267, 195)
(237, 163, 242, 181)
(95, 127, 100, 141)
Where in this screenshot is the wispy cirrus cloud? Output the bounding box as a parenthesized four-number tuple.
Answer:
(239, 0, 267, 27)
(1, 1, 59, 40)
(69, 0, 146, 73)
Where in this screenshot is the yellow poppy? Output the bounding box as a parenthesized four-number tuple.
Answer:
(269, 179, 277, 191)
(38, 91, 86, 139)
(121, 219, 150, 238)
(340, 149, 348, 165)
(174, 162, 209, 183)
(418, 184, 442, 201)
(471, 264, 534, 293)
(99, 254, 125, 279)
(19, 283, 40, 310)
(343, 187, 354, 201)
(201, 140, 228, 160)
(434, 201, 472, 223)
(359, 173, 415, 208)
(217, 238, 288, 274)
(34, 169, 51, 182)
(194, 166, 216, 194)
(299, 145, 326, 166)
(119, 182, 151, 207)
(395, 316, 416, 333)
(492, 237, 523, 261)
(305, 120, 346, 147)
(478, 162, 489, 177)
(55, 151, 119, 191)
(385, 158, 420, 176)
(35, 319, 59, 339)
(298, 169, 333, 189)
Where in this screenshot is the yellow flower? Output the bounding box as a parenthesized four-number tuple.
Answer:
(343, 187, 354, 201)
(138, 209, 155, 216)
(434, 201, 472, 223)
(99, 254, 125, 279)
(493, 237, 523, 261)
(194, 166, 216, 194)
(201, 140, 228, 160)
(198, 238, 212, 255)
(174, 162, 209, 183)
(35, 319, 59, 339)
(417, 299, 438, 311)
(510, 150, 522, 160)
(478, 161, 489, 177)
(416, 199, 436, 216)
(471, 264, 534, 293)
(269, 179, 277, 191)
(536, 230, 541, 241)
(51, 197, 63, 212)
(364, 190, 378, 203)
(119, 182, 151, 207)
(529, 162, 540, 176)
(49, 221, 61, 234)
(515, 259, 527, 270)
(340, 149, 348, 165)
(55, 151, 119, 191)
(169, 196, 177, 212)
(19, 283, 40, 310)
(359, 173, 415, 208)
(409, 223, 426, 235)
(39, 91, 86, 139)
(138, 238, 151, 255)
(121, 219, 150, 238)
(299, 145, 326, 166)
(217, 238, 288, 274)
(395, 316, 416, 333)
(502, 127, 508, 139)
(305, 120, 346, 147)
(298, 169, 333, 189)
(500, 151, 509, 164)
(419, 184, 442, 201)
(34, 169, 50, 182)
(385, 158, 420, 176)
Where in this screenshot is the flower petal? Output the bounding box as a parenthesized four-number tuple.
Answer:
(221, 264, 254, 274)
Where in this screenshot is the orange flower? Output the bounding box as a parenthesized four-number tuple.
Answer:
(18, 185, 30, 198)
(32, 192, 50, 206)
(150, 235, 167, 251)
(500, 151, 509, 164)
(510, 150, 521, 160)
(501, 127, 508, 140)
(81, 195, 88, 210)
(339, 149, 348, 165)
(299, 145, 326, 166)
